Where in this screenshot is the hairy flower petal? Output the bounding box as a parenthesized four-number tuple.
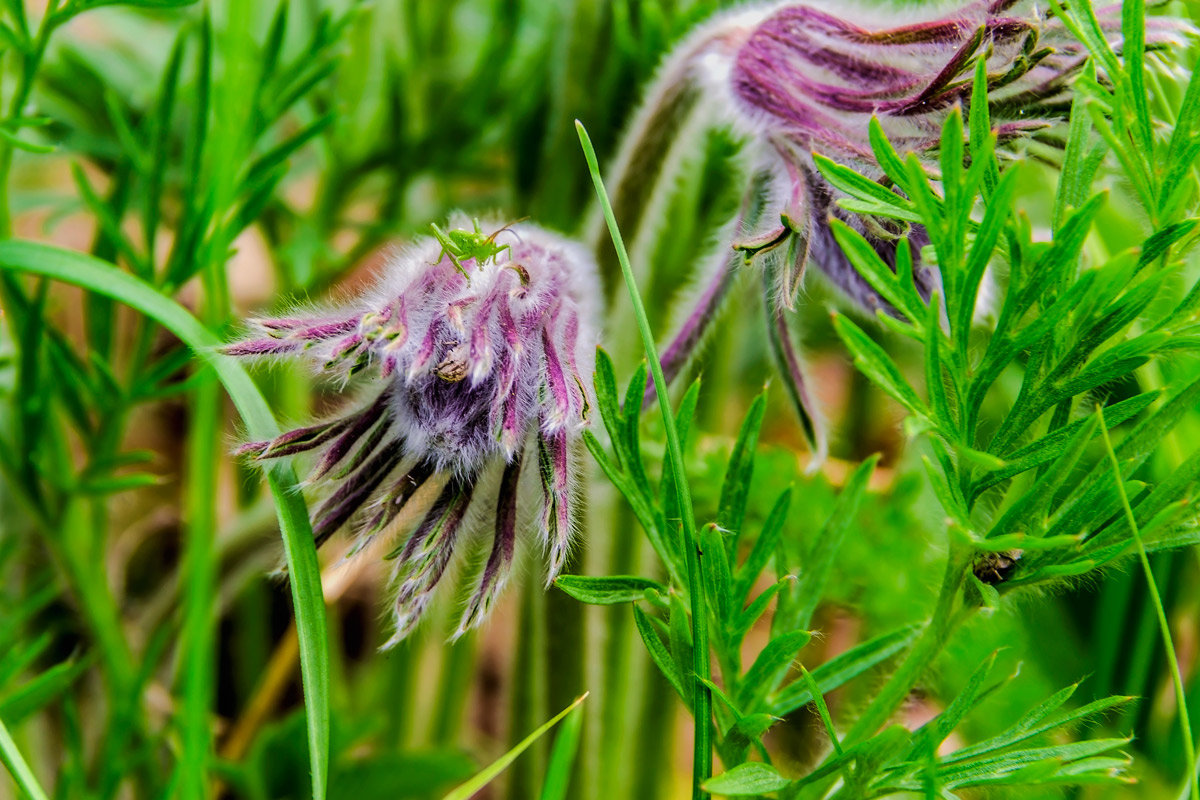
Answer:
(228, 217, 600, 643)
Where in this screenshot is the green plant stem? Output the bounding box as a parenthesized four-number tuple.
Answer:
(844, 537, 970, 746)
(0, 4, 62, 237)
(598, 503, 640, 799)
(1096, 409, 1197, 800)
(577, 121, 712, 797)
(178, 377, 219, 800)
(512, 577, 549, 799)
(56, 500, 137, 698)
(432, 633, 475, 747)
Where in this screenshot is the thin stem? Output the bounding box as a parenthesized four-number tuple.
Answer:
(511, 579, 549, 798)
(432, 633, 476, 746)
(0, 8, 60, 237)
(1096, 408, 1197, 800)
(178, 377, 220, 800)
(577, 121, 712, 797)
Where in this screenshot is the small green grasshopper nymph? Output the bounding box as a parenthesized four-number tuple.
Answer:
(430, 218, 523, 279)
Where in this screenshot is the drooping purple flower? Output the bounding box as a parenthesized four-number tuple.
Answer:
(228, 217, 600, 645)
(601, 0, 1186, 460)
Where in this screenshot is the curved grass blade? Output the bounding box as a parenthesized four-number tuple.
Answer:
(539, 691, 586, 800)
(0, 240, 330, 800)
(444, 693, 588, 800)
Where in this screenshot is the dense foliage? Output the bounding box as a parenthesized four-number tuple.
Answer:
(3, 1, 1200, 799)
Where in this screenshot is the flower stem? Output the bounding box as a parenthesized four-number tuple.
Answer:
(577, 121, 713, 797)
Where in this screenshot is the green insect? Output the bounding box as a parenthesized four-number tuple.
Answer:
(430, 218, 522, 279)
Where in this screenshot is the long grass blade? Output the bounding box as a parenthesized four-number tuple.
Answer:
(0, 241, 330, 800)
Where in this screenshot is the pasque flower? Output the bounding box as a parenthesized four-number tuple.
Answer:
(226, 218, 600, 645)
(599, 0, 1184, 459)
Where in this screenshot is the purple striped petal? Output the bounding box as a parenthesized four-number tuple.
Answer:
(222, 338, 305, 357)
(764, 275, 826, 465)
(538, 428, 572, 581)
(313, 387, 395, 478)
(363, 459, 437, 534)
(455, 456, 521, 638)
(384, 479, 475, 644)
(237, 417, 351, 460)
(311, 436, 407, 548)
(541, 323, 572, 432)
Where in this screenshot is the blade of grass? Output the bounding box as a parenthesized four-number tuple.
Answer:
(1097, 407, 1196, 800)
(0, 716, 50, 800)
(578, 120, 713, 798)
(539, 690, 586, 800)
(0, 241, 329, 800)
(443, 693, 588, 800)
